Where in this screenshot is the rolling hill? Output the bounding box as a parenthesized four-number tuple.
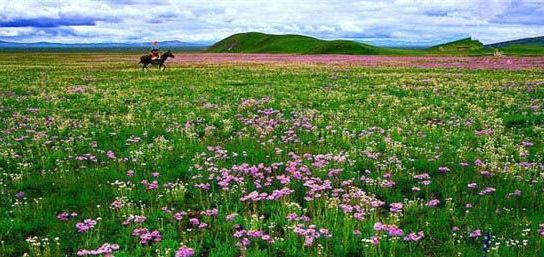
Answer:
(425, 37, 485, 55)
(486, 36, 544, 48)
(206, 32, 492, 56)
(206, 32, 398, 55)
(485, 36, 544, 55)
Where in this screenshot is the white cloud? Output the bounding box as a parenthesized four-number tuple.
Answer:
(0, 0, 542, 45)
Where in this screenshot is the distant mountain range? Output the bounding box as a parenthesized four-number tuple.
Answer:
(1, 34, 543, 55)
(0, 40, 209, 48)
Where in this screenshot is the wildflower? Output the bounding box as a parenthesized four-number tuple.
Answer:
(373, 222, 383, 231)
(226, 213, 238, 221)
(57, 212, 70, 221)
(426, 199, 440, 207)
(122, 215, 147, 226)
(15, 191, 25, 199)
(478, 187, 496, 196)
(57, 212, 76, 221)
(370, 236, 380, 245)
(404, 231, 424, 241)
(127, 170, 134, 177)
(133, 228, 161, 245)
(470, 229, 482, 238)
(538, 224, 544, 236)
(474, 159, 486, 167)
(175, 246, 195, 257)
(76, 219, 97, 233)
(106, 150, 116, 160)
(77, 243, 119, 256)
(174, 212, 187, 221)
(467, 183, 478, 189)
(438, 167, 450, 174)
(389, 202, 403, 213)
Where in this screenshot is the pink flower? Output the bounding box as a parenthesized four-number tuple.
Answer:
(470, 229, 481, 238)
(478, 187, 496, 196)
(76, 219, 97, 233)
(175, 246, 195, 257)
(404, 231, 424, 241)
(77, 243, 119, 256)
(226, 213, 238, 221)
(389, 202, 403, 213)
(426, 199, 440, 207)
(106, 150, 116, 160)
(370, 236, 380, 245)
(438, 167, 450, 173)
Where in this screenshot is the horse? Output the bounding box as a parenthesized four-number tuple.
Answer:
(139, 50, 175, 71)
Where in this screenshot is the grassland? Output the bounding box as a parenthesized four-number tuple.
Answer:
(0, 53, 543, 257)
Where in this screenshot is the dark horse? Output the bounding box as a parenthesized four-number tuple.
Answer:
(139, 50, 175, 71)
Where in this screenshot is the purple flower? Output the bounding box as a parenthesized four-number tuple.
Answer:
(106, 150, 116, 160)
(15, 191, 25, 199)
(404, 231, 424, 241)
(438, 167, 450, 174)
(175, 246, 195, 257)
(76, 219, 97, 233)
(370, 236, 380, 245)
(77, 243, 119, 256)
(426, 199, 440, 207)
(470, 229, 482, 238)
(389, 202, 403, 213)
(478, 187, 496, 196)
(226, 213, 238, 221)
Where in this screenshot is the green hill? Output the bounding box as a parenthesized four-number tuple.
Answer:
(425, 37, 485, 55)
(206, 32, 397, 55)
(207, 32, 543, 56)
(485, 36, 544, 56)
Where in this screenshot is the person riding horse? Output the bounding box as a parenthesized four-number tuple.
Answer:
(150, 41, 160, 61)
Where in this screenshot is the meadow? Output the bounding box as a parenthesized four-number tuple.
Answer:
(0, 53, 543, 257)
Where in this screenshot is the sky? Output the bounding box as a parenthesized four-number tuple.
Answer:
(0, 0, 543, 46)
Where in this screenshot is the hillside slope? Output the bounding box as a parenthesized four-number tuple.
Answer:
(486, 36, 544, 48)
(206, 32, 390, 55)
(486, 36, 544, 55)
(425, 37, 484, 55)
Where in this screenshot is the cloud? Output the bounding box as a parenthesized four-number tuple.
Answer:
(1, 16, 99, 28)
(0, 0, 542, 45)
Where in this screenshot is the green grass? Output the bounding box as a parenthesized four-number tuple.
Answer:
(0, 53, 543, 257)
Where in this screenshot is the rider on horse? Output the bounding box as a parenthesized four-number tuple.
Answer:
(150, 41, 160, 61)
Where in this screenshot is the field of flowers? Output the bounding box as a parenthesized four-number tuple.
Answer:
(0, 53, 543, 257)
